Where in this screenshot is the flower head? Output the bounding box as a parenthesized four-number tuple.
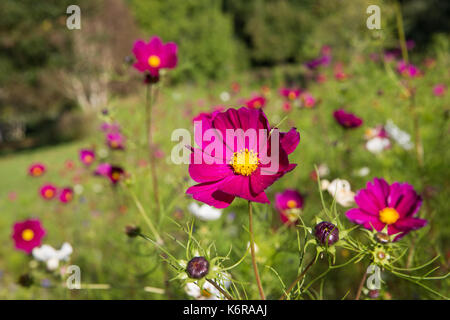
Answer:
(300, 92, 316, 108)
(59, 187, 74, 204)
(40, 184, 57, 200)
(274, 189, 304, 225)
(186, 256, 210, 279)
(32, 242, 73, 271)
(188, 202, 222, 221)
(245, 96, 266, 109)
(333, 109, 363, 129)
(187, 107, 300, 208)
(28, 163, 46, 177)
(132, 36, 178, 77)
(12, 219, 46, 254)
(321, 178, 355, 207)
(314, 221, 339, 246)
(346, 178, 427, 241)
(106, 132, 125, 150)
(433, 84, 446, 97)
(279, 88, 302, 101)
(396, 61, 421, 78)
(79, 149, 95, 166)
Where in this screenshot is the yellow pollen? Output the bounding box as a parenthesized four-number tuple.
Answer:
(287, 200, 297, 208)
(201, 288, 212, 298)
(379, 207, 400, 225)
(110, 141, 119, 148)
(230, 149, 259, 176)
(22, 229, 34, 241)
(148, 55, 161, 68)
(32, 167, 42, 176)
(253, 101, 261, 108)
(111, 172, 121, 181)
(44, 189, 54, 198)
(64, 192, 73, 201)
(288, 92, 296, 100)
(84, 155, 93, 163)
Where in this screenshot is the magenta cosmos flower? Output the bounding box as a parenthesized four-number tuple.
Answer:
(106, 132, 125, 150)
(12, 219, 46, 254)
(333, 109, 363, 129)
(187, 107, 300, 208)
(279, 88, 302, 101)
(245, 96, 266, 109)
(59, 187, 74, 203)
(346, 178, 427, 241)
(433, 84, 446, 97)
(79, 149, 95, 166)
(275, 189, 304, 225)
(300, 92, 316, 108)
(396, 61, 421, 78)
(40, 184, 57, 200)
(28, 163, 46, 177)
(94, 163, 124, 185)
(132, 36, 178, 76)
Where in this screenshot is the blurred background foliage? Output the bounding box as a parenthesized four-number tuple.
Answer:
(0, 0, 448, 152)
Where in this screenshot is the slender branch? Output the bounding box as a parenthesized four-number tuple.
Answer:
(279, 256, 316, 300)
(248, 201, 266, 300)
(206, 279, 234, 300)
(355, 269, 368, 300)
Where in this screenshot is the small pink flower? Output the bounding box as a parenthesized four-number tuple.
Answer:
(59, 187, 74, 204)
(282, 102, 292, 112)
(12, 219, 46, 254)
(28, 163, 46, 177)
(433, 84, 446, 97)
(106, 132, 125, 150)
(333, 109, 363, 129)
(79, 149, 95, 166)
(300, 92, 316, 108)
(40, 184, 57, 200)
(275, 189, 304, 225)
(396, 61, 421, 78)
(279, 88, 302, 101)
(245, 96, 266, 109)
(132, 36, 178, 76)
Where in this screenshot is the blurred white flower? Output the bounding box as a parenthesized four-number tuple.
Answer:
(74, 184, 84, 195)
(317, 163, 330, 177)
(356, 167, 370, 177)
(185, 273, 231, 300)
(93, 183, 103, 193)
(321, 178, 355, 207)
(32, 243, 73, 271)
(365, 137, 390, 154)
(188, 202, 222, 221)
(220, 91, 230, 102)
(246, 241, 259, 253)
(98, 148, 109, 158)
(385, 120, 413, 150)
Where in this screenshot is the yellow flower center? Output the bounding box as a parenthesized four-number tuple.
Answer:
(230, 149, 259, 176)
(110, 141, 118, 148)
(288, 92, 296, 100)
(32, 167, 42, 176)
(111, 172, 121, 181)
(379, 207, 400, 225)
(22, 229, 34, 241)
(44, 189, 54, 198)
(253, 101, 261, 108)
(148, 55, 161, 68)
(84, 155, 93, 163)
(201, 288, 212, 298)
(64, 192, 73, 201)
(287, 200, 297, 208)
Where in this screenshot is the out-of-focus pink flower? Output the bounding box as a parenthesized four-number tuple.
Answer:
(334, 63, 348, 81)
(300, 92, 316, 108)
(28, 163, 46, 177)
(396, 61, 421, 78)
(282, 102, 292, 112)
(8, 191, 17, 202)
(245, 96, 266, 109)
(231, 82, 240, 94)
(40, 184, 57, 200)
(279, 88, 302, 100)
(316, 73, 327, 84)
(333, 109, 363, 129)
(132, 36, 178, 76)
(64, 160, 75, 171)
(59, 187, 74, 204)
(12, 219, 46, 254)
(79, 149, 95, 166)
(106, 132, 125, 150)
(433, 84, 446, 97)
(100, 122, 121, 133)
(274, 189, 304, 225)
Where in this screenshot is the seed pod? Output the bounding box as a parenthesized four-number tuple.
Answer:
(314, 221, 339, 246)
(186, 256, 209, 279)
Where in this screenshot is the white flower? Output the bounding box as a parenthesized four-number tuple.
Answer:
(185, 273, 231, 300)
(385, 120, 413, 150)
(365, 137, 390, 154)
(316, 163, 330, 177)
(356, 167, 370, 177)
(74, 184, 84, 195)
(188, 202, 222, 221)
(220, 91, 230, 102)
(32, 243, 73, 271)
(321, 178, 355, 207)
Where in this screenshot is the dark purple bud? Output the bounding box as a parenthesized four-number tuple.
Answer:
(125, 225, 141, 238)
(314, 221, 339, 246)
(186, 256, 209, 279)
(18, 274, 33, 287)
(144, 73, 160, 84)
(374, 232, 389, 244)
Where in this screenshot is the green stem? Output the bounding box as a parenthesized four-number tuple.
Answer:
(279, 256, 316, 300)
(248, 201, 265, 300)
(129, 188, 162, 244)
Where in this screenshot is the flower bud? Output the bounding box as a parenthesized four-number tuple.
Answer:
(374, 232, 389, 244)
(18, 274, 33, 287)
(125, 225, 141, 238)
(369, 290, 380, 299)
(186, 256, 209, 279)
(314, 221, 339, 246)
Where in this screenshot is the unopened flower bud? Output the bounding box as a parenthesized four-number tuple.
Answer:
(18, 274, 33, 288)
(369, 289, 380, 299)
(375, 232, 389, 244)
(125, 225, 141, 238)
(186, 256, 209, 279)
(314, 221, 339, 246)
